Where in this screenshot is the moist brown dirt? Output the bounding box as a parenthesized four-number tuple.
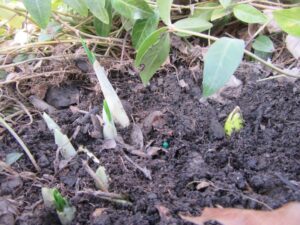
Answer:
(1, 62, 300, 225)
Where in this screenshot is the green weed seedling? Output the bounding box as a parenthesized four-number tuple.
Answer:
(224, 106, 244, 136)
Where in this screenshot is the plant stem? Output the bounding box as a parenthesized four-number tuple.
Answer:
(0, 116, 41, 172)
(171, 27, 300, 79)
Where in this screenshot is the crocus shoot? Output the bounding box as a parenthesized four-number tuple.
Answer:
(103, 99, 117, 140)
(81, 39, 130, 128)
(224, 106, 244, 136)
(42, 188, 76, 225)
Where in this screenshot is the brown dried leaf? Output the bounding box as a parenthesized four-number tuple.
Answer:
(130, 124, 144, 150)
(180, 202, 300, 225)
(142, 111, 164, 135)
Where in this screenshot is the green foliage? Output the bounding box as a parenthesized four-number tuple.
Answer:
(273, 7, 300, 37)
(23, 0, 51, 28)
(252, 35, 274, 53)
(111, 0, 153, 20)
(86, 0, 109, 24)
(203, 37, 245, 97)
(81, 39, 96, 64)
(157, 0, 173, 25)
(64, 0, 88, 16)
(135, 27, 170, 85)
(219, 0, 232, 9)
(94, 0, 112, 37)
(132, 13, 159, 49)
(174, 17, 212, 37)
(224, 106, 244, 136)
(53, 189, 67, 212)
(191, 2, 218, 20)
(233, 4, 267, 24)
(103, 100, 112, 122)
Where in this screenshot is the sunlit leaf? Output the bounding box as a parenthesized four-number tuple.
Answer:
(203, 37, 245, 96)
(23, 0, 51, 28)
(86, 0, 109, 24)
(273, 7, 300, 37)
(174, 17, 212, 37)
(157, 0, 173, 25)
(64, 0, 88, 16)
(111, 0, 153, 20)
(252, 35, 274, 53)
(219, 0, 231, 9)
(94, 0, 112, 37)
(211, 8, 232, 21)
(233, 4, 267, 24)
(132, 12, 159, 49)
(191, 2, 218, 21)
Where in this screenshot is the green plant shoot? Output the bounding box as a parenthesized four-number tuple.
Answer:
(103, 99, 112, 122)
(53, 189, 67, 212)
(224, 106, 244, 136)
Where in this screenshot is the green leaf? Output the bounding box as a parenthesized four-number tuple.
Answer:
(132, 13, 159, 49)
(86, 0, 109, 24)
(111, 0, 153, 20)
(135, 27, 168, 66)
(103, 100, 112, 122)
(233, 4, 267, 24)
(53, 189, 67, 212)
(191, 2, 218, 21)
(81, 39, 96, 64)
(252, 35, 274, 53)
(211, 8, 232, 21)
(135, 28, 170, 85)
(219, 0, 231, 9)
(224, 106, 244, 136)
(273, 7, 300, 37)
(203, 37, 245, 97)
(174, 17, 212, 37)
(94, 0, 112, 37)
(157, 0, 173, 25)
(64, 0, 88, 16)
(23, 0, 51, 28)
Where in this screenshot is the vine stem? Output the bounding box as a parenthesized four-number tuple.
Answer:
(170, 27, 300, 79)
(0, 115, 41, 172)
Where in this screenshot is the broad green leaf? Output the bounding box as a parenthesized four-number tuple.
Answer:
(121, 16, 135, 31)
(135, 28, 170, 85)
(203, 37, 245, 96)
(211, 8, 232, 21)
(64, 0, 88, 16)
(233, 4, 267, 24)
(86, 0, 109, 24)
(23, 0, 51, 28)
(135, 27, 168, 66)
(111, 0, 153, 20)
(157, 0, 172, 25)
(273, 7, 300, 37)
(5, 152, 23, 165)
(252, 35, 274, 53)
(219, 0, 231, 9)
(94, 0, 112, 37)
(191, 2, 218, 21)
(132, 13, 159, 49)
(174, 17, 212, 37)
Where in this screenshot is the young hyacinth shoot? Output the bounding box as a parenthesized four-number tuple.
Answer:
(103, 100, 117, 140)
(224, 106, 244, 136)
(41, 188, 76, 225)
(42, 112, 77, 160)
(82, 39, 130, 128)
(53, 189, 76, 225)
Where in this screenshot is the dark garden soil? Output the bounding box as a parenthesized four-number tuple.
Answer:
(1, 61, 300, 225)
